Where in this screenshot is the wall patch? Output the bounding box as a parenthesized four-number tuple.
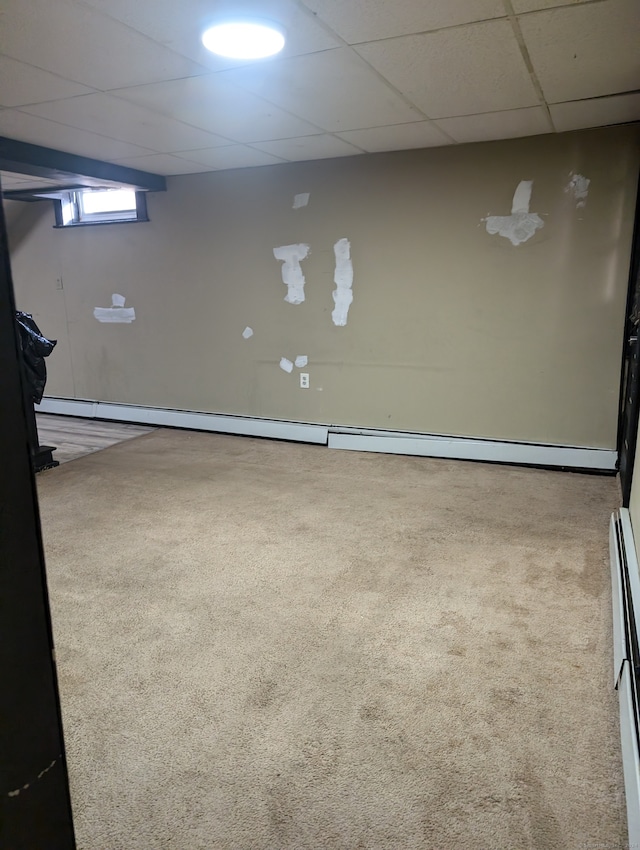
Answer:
(483, 180, 544, 246)
(93, 293, 136, 323)
(565, 172, 590, 207)
(332, 238, 354, 327)
(293, 193, 310, 209)
(273, 243, 310, 305)
(295, 355, 308, 368)
(279, 357, 294, 373)
(242, 326, 254, 339)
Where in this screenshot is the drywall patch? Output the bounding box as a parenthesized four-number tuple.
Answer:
(242, 326, 254, 339)
(565, 172, 590, 207)
(483, 180, 544, 246)
(332, 238, 354, 327)
(280, 357, 294, 373)
(273, 243, 310, 305)
(93, 293, 136, 323)
(295, 355, 308, 368)
(293, 193, 310, 209)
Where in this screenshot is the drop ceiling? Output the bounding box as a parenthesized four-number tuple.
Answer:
(0, 170, 76, 192)
(0, 0, 638, 180)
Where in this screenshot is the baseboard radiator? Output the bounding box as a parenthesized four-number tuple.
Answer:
(35, 397, 617, 471)
(610, 509, 640, 843)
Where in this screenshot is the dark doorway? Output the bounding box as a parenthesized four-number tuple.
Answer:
(0, 184, 76, 847)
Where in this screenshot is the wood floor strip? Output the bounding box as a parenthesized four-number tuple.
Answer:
(36, 414, 156, 464)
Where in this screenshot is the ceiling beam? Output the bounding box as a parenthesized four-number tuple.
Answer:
(0, 136, 166, 192)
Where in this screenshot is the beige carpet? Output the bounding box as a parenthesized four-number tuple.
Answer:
(37, 428, 626, 850)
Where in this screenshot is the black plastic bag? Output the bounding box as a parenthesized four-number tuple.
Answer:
(15, 311, 56, 405)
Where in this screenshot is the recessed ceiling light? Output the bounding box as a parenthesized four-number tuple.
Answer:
(201, 21, 285, 60)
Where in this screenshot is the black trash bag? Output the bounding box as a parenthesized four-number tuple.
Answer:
(15, 311, 57, 405)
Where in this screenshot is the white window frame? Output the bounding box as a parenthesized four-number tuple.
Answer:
(54, 188, 148, 227)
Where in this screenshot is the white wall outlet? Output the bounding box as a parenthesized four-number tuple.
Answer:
(55, 277, 64, 290)
(300, 373, 310, 388)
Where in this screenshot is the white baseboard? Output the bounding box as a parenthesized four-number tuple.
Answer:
(35, 397, 617, 470)
(619, 510, 640, 641)
(610, 513, 627, 688)
(35, 398, 328, 444)
(610, 508, 640, 846)
(619, 661, 640, 844)
(328, 431, 616, 471)
(37, 398, 99, 418)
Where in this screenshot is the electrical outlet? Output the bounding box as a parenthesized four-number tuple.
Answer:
(55, 277, 64, 290)
(300, 373, 309, 389)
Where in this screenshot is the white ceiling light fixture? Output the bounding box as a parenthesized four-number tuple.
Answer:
(201, 20, 285, 60)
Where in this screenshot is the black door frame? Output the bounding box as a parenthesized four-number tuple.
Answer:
(618, 171, 640, 507)
(0, 185, 76, 847)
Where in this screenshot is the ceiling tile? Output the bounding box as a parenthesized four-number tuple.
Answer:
(337, 121, 452, 151)
(176, 146, 285, 169)
(251, 135, 362, 161)
(519, 0, 640, 103)
(512, 0, 592, 11)
(301, 0, 506, 43)
(0, 0, 635, 167)
(218, 48, 423, 132)
(356, 20, 540, 119)
(2, 180, 30, 191)
(435, 107, 552, 143)
(0, 171, 64, 190)
(22, 94, 232, 153)
(0, 110, 154, 160)
(0, 0, 209, 90)
(2, 180, 39, 192)
(1, 173, 32, 188)
(0, 56, 94, 107)
(80, 0, 340, 71)
(110, 154, 215, 175)
(111, 75, 321, 142)
(550, 92, 640, 132)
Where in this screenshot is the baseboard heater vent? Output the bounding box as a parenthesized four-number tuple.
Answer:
(610, 509, 640, 843)
(36, 398, 328, 445)
(35, 397, 617, 471)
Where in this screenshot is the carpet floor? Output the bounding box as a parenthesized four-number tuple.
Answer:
(36, 427, 626, 849)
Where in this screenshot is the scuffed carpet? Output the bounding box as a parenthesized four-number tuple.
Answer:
(37, 428, 626, 849)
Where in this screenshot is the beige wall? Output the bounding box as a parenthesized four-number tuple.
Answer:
(7, 125, 639, 447)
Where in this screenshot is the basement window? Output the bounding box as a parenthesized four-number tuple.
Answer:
(53, 188, 149, 227)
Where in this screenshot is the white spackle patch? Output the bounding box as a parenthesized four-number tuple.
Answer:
(332, 238, 354, 326)
(242, 326, 254, 339)
(483, 180, 544, 247)
(564, 172, 590, 208)
(293, 193, 310, 209)
(279, 357, 294, 373)
(295, 355, 308, 368)
(273, 243, 310, 305)
(93, 293, 136, 323)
